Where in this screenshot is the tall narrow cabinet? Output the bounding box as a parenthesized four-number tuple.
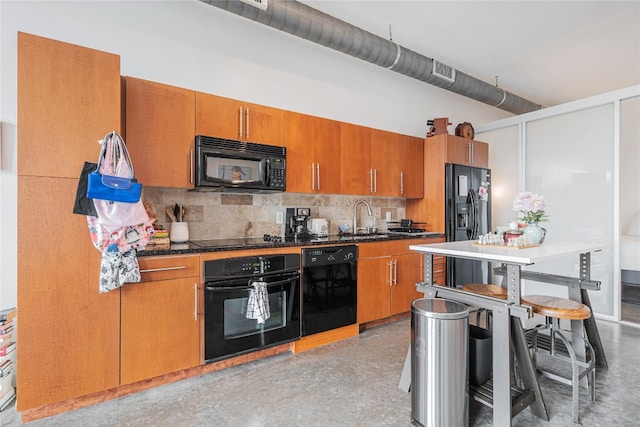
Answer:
(17, 32, 122, 411)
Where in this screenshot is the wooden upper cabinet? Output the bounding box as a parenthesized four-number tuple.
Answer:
(444, 134, 489, 168)
(196, 92, 285, 146)
(371, 129, 399, 197)
(398, 134, 424, 198)
(125, 77, 195, 188)
(313, 117, 342, 194)
(285, 111, 341, 194)
(340, 123, 372, 195)
(17, 32, 121, 178)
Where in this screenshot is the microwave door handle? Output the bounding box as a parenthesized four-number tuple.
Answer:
(259, 158, 270, 185)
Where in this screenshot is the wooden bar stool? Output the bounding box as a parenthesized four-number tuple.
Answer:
(461, 284, 507, 328)
(521, 295, 596, 424)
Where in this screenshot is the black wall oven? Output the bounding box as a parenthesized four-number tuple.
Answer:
(203, 253, 300, 363)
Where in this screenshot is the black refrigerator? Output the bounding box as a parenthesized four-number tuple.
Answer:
(445, 163, 492, 287)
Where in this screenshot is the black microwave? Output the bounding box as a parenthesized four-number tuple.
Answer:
(195, 136, 286, 193)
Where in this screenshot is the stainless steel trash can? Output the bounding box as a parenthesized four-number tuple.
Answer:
(411, 298, 469, 427)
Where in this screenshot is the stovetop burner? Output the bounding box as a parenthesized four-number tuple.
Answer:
(189, 236, 280, 249)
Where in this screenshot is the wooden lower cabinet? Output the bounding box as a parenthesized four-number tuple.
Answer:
(120, 256, 200, 385)
(357, 239, 442, 324)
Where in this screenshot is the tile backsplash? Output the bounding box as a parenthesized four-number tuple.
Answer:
(143, 188, 406, 240)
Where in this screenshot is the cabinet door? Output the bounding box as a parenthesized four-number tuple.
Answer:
(446, 135, 473, 165)
(470, 140, 489, 168)
(17, 177, 120, 410)
(196, 92, 243, 140)
(357, 257, 392, 323)
(391, 253, 423, 315)
(121, 277, 200, 384)
(284, 111, 315, 193)
(398, 135, 424, 198)
(371, 129, 399, 196)
(17, 32, 120, 178)
(341, 123, 372, 195)
(125, 78, 195, 188)
(313, 117, 342, 194)
(245, 102, 285, 146)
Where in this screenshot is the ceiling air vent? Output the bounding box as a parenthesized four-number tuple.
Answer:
(240, 0, 268, 11)
(432, 60, 456, 82)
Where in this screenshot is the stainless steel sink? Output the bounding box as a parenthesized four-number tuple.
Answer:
(338, 233, 389, 241)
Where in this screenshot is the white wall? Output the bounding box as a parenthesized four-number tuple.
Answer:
(0, 1, 509, 310)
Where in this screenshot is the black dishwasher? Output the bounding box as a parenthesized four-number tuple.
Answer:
(301, 245, 358, 336)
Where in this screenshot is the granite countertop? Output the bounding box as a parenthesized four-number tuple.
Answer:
(137, 232, 445, 257)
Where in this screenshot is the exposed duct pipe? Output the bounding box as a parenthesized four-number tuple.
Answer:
(199, 0, 542, 115)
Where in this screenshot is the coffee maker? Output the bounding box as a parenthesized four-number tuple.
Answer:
(285, 207, 311, 241)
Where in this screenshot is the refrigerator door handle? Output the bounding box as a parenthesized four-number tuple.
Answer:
(467, 189, 479, 239)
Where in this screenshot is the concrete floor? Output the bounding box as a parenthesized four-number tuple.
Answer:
(2, 317, 639, 427)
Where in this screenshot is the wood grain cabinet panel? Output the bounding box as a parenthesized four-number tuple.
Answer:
(445, 134, 489, 168)
(196, 92, 285, 146)
(371, 129, 399, 197)
(17, 32, 120, 179)
(357, 238, 443, 324)
(17, 176, 121, 410)
(398, 134, 424, 198)
(340, 123, 372, 195)
(285, 111, 341, 194)
(17, 32, 122, 411)
(341, 126, 423, 197)
(120, 256, 200, 385)
(125, 77, 195, 188)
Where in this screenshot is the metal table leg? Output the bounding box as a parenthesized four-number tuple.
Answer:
(577, 253, 608, 369)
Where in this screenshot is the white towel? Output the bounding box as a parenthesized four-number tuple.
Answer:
(246, 281, 270, 324)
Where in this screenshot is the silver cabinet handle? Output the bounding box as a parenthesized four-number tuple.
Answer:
(468, 142, 472, 164)
(317, 163, 321, 191)
(374, 169, 377, 193)
(369, 169, 374, 193)
(400, 171, 404, 195)
(388, 260, 393, 286)
(140, 266, 187, 273)
(393, 260, 398, 285)
(239, 106, 243, 139)
(311, 163, 315, 190)
(190, 149, 194, 184)
(245, 107, 250, 140)
(194, 282, 198, 321)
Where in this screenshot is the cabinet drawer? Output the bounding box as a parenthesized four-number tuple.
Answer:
(138, 255, 199, 282)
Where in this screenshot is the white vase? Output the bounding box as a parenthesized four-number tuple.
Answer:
(523, 222, 546, 244)
(170, 222, 189, 243)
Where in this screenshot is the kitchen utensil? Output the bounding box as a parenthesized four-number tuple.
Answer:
(166, 206, 177, 222)
(173, 204, 181, 221)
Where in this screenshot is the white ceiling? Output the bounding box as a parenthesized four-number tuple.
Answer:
(302, 1, 640, 109)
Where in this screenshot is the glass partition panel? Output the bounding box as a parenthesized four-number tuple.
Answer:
(478, 126, 521, 231)
(524, 104, 615, 316)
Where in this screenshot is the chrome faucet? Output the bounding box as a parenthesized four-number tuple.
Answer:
(353, 200, 373, 234)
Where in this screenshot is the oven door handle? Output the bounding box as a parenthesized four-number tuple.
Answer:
(206, 276, 299, 292)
